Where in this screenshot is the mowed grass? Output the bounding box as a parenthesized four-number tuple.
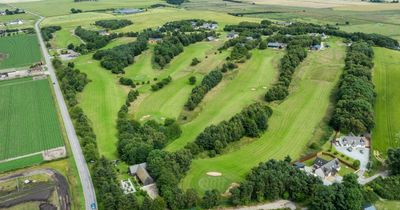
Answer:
(0, 154, 43, 173)
(75, 54, 127, 160)
(0, 34, 42, 70)
(132, 41, 226, 122)
(179, 40, 345, 193)
(372, 47, 400, 155)
(341, 23, 400, 41)
(51, 28, 82, 49)
(166, 49, 283, 151)
(0, 78, 64, 160)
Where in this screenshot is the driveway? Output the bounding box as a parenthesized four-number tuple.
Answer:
(335, 145, 369, 176)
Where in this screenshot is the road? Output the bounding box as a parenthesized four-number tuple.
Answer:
(225, 200, 296, 210)
(33, 16, 97, 209)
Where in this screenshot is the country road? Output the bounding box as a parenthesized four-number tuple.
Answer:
(33, 16, 97, 209)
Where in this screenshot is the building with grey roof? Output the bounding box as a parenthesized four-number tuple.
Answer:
(129, 163, 154, 186)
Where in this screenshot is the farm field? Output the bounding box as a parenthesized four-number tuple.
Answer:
(0, 77, 64, 161)
(8, 0, 163, 17)
(372, 47, 400, 155)
(0, 34, 42, 70)
(0, 154, 43, 173)
(179, 40, 345, 193)
(166, 48, 283, 151)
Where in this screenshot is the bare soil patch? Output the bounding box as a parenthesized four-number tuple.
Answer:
(206, 172, 222, 177)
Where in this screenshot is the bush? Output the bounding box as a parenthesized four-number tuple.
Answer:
(191, 57, 200, 66)
(189, 76, 196, 85)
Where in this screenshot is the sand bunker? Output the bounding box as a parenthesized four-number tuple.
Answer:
(206, 172, 222, 177)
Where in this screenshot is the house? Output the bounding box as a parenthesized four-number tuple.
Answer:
(363, 204, 377, 210)
(311, 44, 322, 50)
(201, 23, 218, 30)
(227, 31, 239, 39)
(207, 36, 216, 41)
(129, 163, 154, 186)
(148, 38, 162, 44)
(0, 11, 5, 16)
(313, 157, 340, 179)
(114, 8, 144, 15)
(98, 30, 109, 36)
(246, 36, 254, 41)
(8, 19, 23, 25)
(341, 135, 367, 148)
(268, 42, 285, 49)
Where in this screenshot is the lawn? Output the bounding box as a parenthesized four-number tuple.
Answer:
(341, 23, 400, 41)
(179, 40, 346, 193)
(372, 48, 400, 156)
(0, 77, 65, 161)
(0, 34, 42, 70)
(375, 200, 400, 210)
(50, 27, 82, 49)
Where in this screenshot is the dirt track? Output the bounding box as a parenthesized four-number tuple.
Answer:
(0, 168, 70, 210)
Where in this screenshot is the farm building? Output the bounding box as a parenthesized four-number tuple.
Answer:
(207, 36, 216, 41)
(114, 8, 144, 15)
(227, 31, 239, 39)
(98, 30, 109, 36)
(268, 42, 286, 49)
(129, 163, 154, 186)
(148, 38, 162, 44)
(8, 19, 23, 25)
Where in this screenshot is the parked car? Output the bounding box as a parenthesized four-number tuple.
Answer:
(347, 147, 353, 152)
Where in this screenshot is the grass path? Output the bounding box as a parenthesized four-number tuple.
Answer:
(166, 49, 283, 151)
(75, 55, 127, 159)
(180, 40, 345, 193)
(372, 47, 400, 156)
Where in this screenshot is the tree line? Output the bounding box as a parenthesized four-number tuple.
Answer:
(3, 8, 25, 15)
(160, 19, 217, 33)
(93, 29, 163, 73)
(52, 59, 99, 162)
(154, 30, 216, 68)
(185, 70, 223, 110)
(330, 41, 375, 134)
(74, 26, 118, 52)
(41, 25, 61, 42)
(264, 37, 310, 102)
(95, 19, 133, 30)
(279, 22, 399, 49)
(186, 103, 272, 156)
(224, 20, 277, 37)
(151, 76, 172, 91)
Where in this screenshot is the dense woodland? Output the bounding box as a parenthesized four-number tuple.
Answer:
(95, 19, 133, 30)
(185, 70, 223, 110)
(330, 42, 375, 134)
(41, 26, 61, 42)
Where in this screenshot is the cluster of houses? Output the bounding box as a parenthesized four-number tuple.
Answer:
(191, 21, 218, 30)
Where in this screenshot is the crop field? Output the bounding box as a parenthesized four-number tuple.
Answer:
(0, 77, 64, 161)
(372, 48, 400, 156)
(0, 154, 43, 173)
(179, 40, 345, 193)
(0, 34, 42, 70)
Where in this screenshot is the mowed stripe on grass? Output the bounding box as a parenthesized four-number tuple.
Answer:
(372, 47, 400, 155)
(0, 34, 42, 70)
(166, 49, 283, 151)
(180, 40, 345, 193)
(0, 78, 64, 160)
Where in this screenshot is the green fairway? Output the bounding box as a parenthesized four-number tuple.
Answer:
(0, 154, 43, 173)
(74, 54, 127, 160)
(132, 41, 226, 122)
(51, 28, 82, 49)
(372, 48, 400, 155)
(179, 40, 345, 193)
(0, 34, 42, 70)
(0, 78, 64, 161)
(166, 49, 283, 151)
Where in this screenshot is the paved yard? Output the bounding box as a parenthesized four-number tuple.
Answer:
(335, 145, 369, 176)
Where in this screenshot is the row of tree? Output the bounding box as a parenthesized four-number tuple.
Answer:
(52, 59, 99, 162)
(185, 70, 223, 110)
(224, 21, 277, 37)
(74, 26, 117, 51)
(95, 19, 133, 30)
(154, 31, 216, 68)
(41, 25, 61, 42)
(264, 40, 308, 102)
(3, 8, 25, 15)
(330, 42, 375, 134)
(151, 76, 172, 91)
(161, 19, 217, 33)
(279, 22, 399, 49)
(188, 103, 272, 155)
(92, 32, 149, 73)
